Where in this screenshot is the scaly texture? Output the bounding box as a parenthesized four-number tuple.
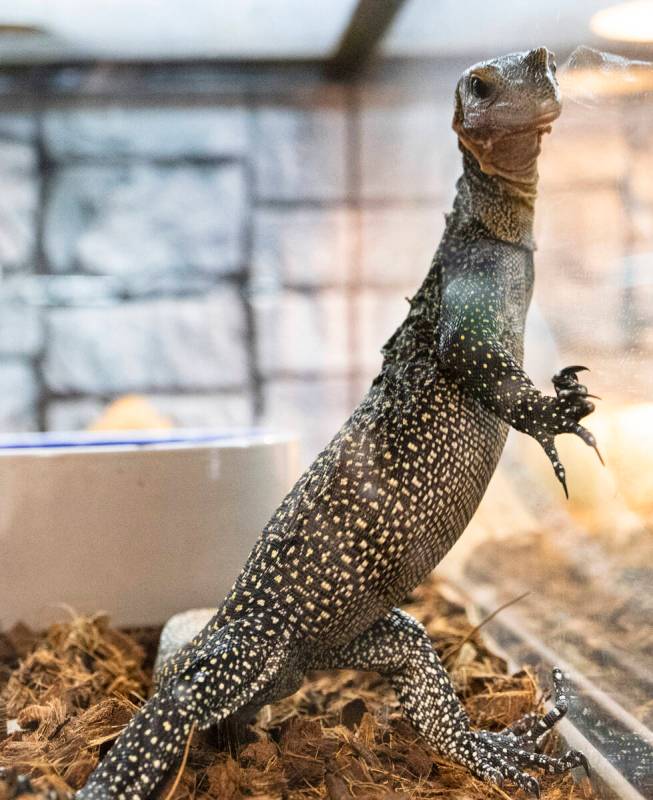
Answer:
(78, 48, 598, 800)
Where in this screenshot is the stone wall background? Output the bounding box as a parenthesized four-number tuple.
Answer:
(0, 62, 651, 465)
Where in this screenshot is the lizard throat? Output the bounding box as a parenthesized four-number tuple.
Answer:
(455, 126, 544, 204)
(451, 143, 541, 250)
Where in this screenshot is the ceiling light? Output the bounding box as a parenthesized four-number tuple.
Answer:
(590, 1, 653, 43)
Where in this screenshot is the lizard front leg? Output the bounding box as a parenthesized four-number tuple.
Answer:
(437, 273, 601, 496)
(309, 608, 587, 797)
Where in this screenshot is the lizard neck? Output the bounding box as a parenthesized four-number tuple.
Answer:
(448, 145, 538, 250)
(380, 133, 541, 367)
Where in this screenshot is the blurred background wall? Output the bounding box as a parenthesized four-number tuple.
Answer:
(0, 1, 651, 467)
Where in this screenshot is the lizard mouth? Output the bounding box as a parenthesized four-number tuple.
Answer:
(504, 108, 561, 135)
(462, 106, 562, 140)
(533, 108, 562, 131)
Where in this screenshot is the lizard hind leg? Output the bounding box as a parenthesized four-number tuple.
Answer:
(76, 617, 288, 800)
(309, 609, 586, 798)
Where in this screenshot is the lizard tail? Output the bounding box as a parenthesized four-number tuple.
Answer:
(76, 618, 285, 800)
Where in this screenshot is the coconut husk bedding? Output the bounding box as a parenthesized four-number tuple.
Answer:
(0, 578, 593, 800)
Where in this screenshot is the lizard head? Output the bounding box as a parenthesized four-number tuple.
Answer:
(453, 48, 561, 189)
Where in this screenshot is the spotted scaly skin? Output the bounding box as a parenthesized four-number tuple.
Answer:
(78, 48, 597, 800)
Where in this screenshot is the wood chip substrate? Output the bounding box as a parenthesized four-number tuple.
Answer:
(0, 578, 594, 799)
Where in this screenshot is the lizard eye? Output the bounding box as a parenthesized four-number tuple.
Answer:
(470, 74, 491, 99)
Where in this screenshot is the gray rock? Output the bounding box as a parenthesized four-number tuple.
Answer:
(252, 289, 350, 377)
(0, 140, 38, 272)
(155, 608, 217, 675)
(43, 162, 246, 281)
(261, 377, 354, 467)
(360, 205, 446, 288)
(359, 92, 459, 201)
(0, 304, 43, 356)
(254, 104, 347, 200)
(252, 207, 354, 291)
(43, 107, 249, 159)
(0, 361, 38, 432)
(44, 289, 249, 394)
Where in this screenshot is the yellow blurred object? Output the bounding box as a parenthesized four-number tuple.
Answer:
(514, 403, 653, 534)
(608, 403, 653, 519)
(87, 395, 173, 431)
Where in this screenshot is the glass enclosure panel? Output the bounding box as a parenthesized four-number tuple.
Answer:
(0, 1, 652, 796)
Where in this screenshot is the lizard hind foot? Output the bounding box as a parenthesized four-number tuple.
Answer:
(471, 746, 543, 797)
(472, 734, 589, 797)
(462, 668, 588, 796)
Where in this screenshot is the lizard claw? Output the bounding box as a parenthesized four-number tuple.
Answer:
(578, 752, 591, 778)
(552, 365, 592, 401)
(536, 358, 603, 494)
(552, 367, 600, 448)
(554, 365, 589, 382)
(560, 472, 569, 499)
(573, 424, 605, 465)
(593, 444, 605, 466)
(538, 436, 568, 498)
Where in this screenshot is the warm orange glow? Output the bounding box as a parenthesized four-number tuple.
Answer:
(591, 1, 653, 42)
(88, 395, 173, 431)
(559, 63, 653, 97)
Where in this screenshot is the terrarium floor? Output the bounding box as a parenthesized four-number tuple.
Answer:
(0, 577, 593, 800)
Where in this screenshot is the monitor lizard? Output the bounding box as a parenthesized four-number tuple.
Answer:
(77, 47, 600, 799)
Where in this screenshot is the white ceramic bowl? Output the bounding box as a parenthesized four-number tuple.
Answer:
(0, 428, 299, 628)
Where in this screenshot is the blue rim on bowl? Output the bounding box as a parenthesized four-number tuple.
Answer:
(0, 428, 289, 452)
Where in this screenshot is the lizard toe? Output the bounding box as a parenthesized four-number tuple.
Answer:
(471, 738, 541, 796)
